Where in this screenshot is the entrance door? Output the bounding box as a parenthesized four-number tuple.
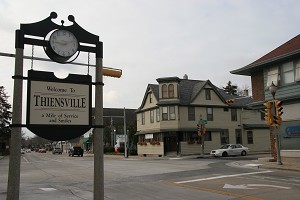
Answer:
(164, 132, 178, 155)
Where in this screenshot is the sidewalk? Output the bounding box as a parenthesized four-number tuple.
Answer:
(257, 157, 300, 171)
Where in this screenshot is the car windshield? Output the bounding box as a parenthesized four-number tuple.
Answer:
(220, 144, 230, 149)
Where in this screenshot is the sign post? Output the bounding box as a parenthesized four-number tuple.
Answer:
(7, 12, 120, 200)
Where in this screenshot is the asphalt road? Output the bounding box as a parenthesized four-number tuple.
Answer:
(0, 152, 299, 200)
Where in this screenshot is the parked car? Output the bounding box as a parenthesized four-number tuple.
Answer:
(52, 148, 63, 154)
(21, 149, 25, 154)
(210, 144, 249, 157)
(25, 149, 31, 153)
(38, 148, 47, 153)
(68, 147, 84, 157)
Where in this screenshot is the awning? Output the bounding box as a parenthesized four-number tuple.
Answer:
(243, 124, 269, 130)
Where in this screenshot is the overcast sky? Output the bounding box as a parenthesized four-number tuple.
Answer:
(1, 0, 300, 136)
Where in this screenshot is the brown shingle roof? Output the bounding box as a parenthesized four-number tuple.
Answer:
(251, 34, 300, 65)
(231, 34, 300, 75)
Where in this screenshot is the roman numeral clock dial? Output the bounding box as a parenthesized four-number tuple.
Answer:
(46, 29, 79, 63)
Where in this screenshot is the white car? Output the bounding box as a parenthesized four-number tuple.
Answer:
(210, 144, 249, 157)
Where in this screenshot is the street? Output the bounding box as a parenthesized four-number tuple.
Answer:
(0, 152, 299, 200)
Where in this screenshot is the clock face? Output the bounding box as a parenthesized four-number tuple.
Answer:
(49, 30, 78, 57)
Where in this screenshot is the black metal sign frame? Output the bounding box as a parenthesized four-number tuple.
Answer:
(15, 12, 103, 141)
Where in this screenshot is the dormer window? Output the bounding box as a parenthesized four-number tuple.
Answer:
(162, 83, 175, 98)
(168, 84, 174, 98)
(162, 84, 168, 98)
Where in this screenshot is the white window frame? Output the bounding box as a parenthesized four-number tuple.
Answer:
(162, 106, 168, 120)
(267, 66, 279, 86)
(169, 106, 176, 120)
(282, 61, 294, 85)
(156, 108, 160, 122)
(150, 110, 154, 123)
(141, 112, 145, 125)
(295, 60, 300, 81)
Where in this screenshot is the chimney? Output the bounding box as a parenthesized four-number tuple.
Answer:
(183, 74, 188, 79)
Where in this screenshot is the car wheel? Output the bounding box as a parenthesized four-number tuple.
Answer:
(222, 152, 228, 157)
(241, 151, 247, 156)
(72, 154, 74, 157)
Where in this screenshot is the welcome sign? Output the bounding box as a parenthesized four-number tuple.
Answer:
(29, 81, 89, 125)
(27, 70, 92, 141)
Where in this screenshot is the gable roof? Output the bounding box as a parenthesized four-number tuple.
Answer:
(231, 34, 300, 76)
(137, 77, 252, 112)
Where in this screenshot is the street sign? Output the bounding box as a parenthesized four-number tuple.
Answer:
(199, 119, 207, 125)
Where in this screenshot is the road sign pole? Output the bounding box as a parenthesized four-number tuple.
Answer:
(7, 31, 24, 200)
(94, 44, 104, 200)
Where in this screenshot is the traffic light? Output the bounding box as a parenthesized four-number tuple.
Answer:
(102, 68, 122, 78)
(203, 125, 206, 136)
(197, 123, 200, 136)
(225, 99, 234, 104)
(274, 100, 283, 125)
(263, 101, 273, 126)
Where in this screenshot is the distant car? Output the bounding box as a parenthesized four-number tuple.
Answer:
(25, 149, 31, 153)
(68, 147, 84, 157)
(38, 148, 47, 153)
(21, 149, 25, 154)
(210, 144, 249, 157)
(52, 148, 63, 154)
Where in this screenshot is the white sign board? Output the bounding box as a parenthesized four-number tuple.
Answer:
(145, 134, 153, 139)
(29, 81, 89, 125)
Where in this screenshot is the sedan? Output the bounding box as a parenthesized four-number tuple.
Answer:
(210, 144, 249, 157)
(38, 148, 47, 153)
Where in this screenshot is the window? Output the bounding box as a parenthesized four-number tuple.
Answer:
(204, 131, 212, 141)
(296, 60, 300, 81)
(267, 66, 278, 86)
(235, 129, 242, 144)
(162, 106, 168, 120)
(156, 108, 160, 122)
(162, 84, 168, 98)
(207, 107, 213, 121)
(247, 131, 253, 144)
(205, 89, 211, 100)
(149, 93, 152, 103)
(282, 62, 294, 85)
(260, 110, 265, 121)
(220, 130, 229, 145)
(231, 108, 237, 121)
(141, 112, 145, 125)
(150, 110, 154, 123)
(168, 84, 174, 98)
(188, 107, 195, 121)
(169, 106, 176, 120)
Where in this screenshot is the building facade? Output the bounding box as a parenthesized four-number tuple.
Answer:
(231, 34, 300, 162)
(136, 76, 269, 157)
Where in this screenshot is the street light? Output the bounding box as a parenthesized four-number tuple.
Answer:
(269, 81, 282, 165)
(269, 81, 277, 99)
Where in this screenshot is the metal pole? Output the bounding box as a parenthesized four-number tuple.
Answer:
(201, 124, 204, 156)
(94, 44, 104, 200)
(276, 127, 282, 165)
(7, 30, 24, 200)
(124, 107, 127, 158)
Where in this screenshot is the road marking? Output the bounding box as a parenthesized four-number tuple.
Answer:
(175, 170, 273, 184)
(22, 156, 29, 163)
(40, 188, 56, 191)
(223, 183, 291, 190)
(243, 164, 263, 167)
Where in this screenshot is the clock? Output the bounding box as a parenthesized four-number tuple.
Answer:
(45, 29, 79, 63)
(49, 29, 78, 57)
